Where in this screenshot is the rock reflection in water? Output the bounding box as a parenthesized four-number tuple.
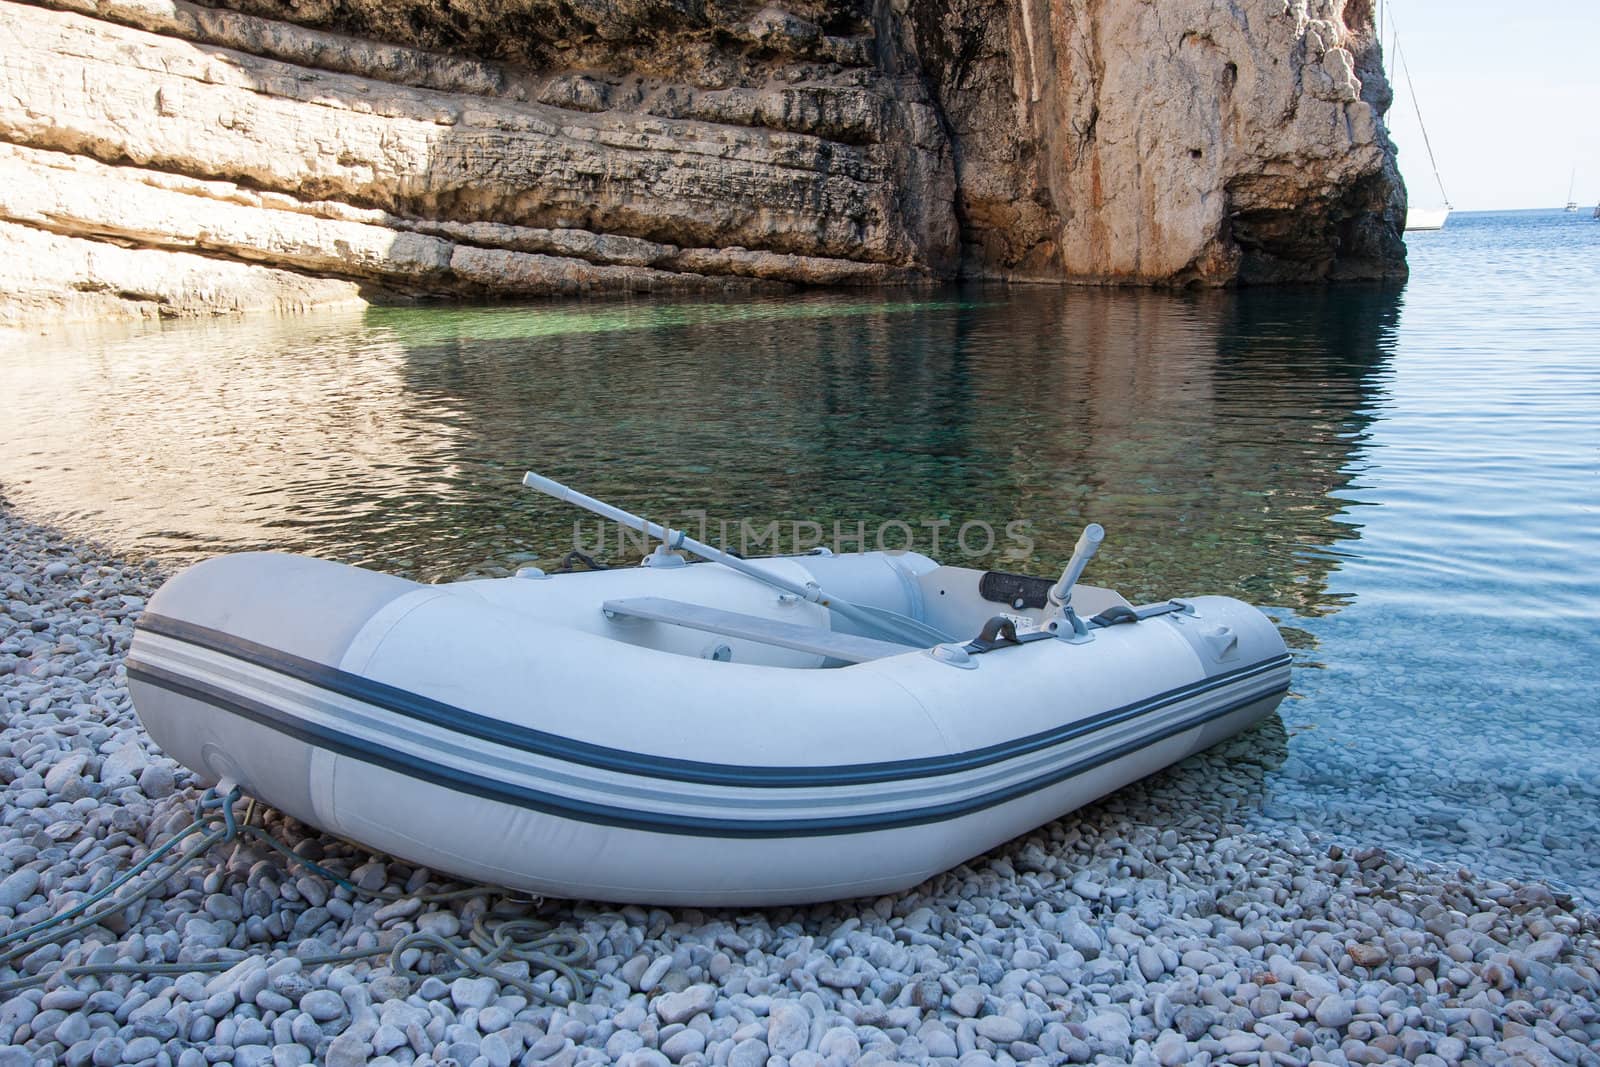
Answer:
(0, 289, 1397, 624)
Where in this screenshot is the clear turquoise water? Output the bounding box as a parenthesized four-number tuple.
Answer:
(2, 209, 1596, 900)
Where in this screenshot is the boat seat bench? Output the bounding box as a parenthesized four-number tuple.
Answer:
(600, 596, 914, 664)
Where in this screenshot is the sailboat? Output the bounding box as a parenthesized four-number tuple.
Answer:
(1386, 2, 1452, 231)
(1566, 170, 1579, 212)
(1406, 206, 1450, 231)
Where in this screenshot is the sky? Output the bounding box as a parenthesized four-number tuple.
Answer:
(1378, 0, 1600, 210)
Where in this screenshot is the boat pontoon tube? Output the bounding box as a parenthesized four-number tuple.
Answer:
(128, 550, 1290, 905)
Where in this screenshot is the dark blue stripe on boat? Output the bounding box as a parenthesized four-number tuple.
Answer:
(133, 612, 1289, 787)
(125, 659, 1284, 837)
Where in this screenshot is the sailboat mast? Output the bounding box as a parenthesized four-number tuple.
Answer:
(1393, 38, 1452, 209)
(1382, 0, 1459, 211)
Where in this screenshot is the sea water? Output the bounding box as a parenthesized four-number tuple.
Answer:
(3, 209, 1596, 900)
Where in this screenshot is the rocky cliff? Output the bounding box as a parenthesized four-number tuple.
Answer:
(0, 0, 1405, 325)
(906, 0, 1408, 284)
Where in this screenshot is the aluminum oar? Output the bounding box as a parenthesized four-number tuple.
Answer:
(522, 472, 952, 648)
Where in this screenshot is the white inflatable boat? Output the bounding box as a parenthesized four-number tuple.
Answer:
(127, 475, 1290, 905)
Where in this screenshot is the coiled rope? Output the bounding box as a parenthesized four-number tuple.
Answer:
(0, 788, 592, 1001)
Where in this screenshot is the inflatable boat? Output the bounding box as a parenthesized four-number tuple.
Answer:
(126, 474, 1290, 905)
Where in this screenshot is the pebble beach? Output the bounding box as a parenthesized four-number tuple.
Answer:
(3, 496, 1599, 1067)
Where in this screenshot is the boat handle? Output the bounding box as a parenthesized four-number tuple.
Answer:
(968, 616, 1022, 652)
(1088, 605, 1140, 627)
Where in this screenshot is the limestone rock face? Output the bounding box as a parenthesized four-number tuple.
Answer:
(0, 0, 1403, 325)
(906, 0, 1407, 283)
(0, 0, 955, 324)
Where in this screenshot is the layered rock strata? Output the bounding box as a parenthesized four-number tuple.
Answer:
(0, 0, 954, 323)
(0, 0, 1405, 325)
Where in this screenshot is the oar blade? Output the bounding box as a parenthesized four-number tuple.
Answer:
(835, 603, 952, 648)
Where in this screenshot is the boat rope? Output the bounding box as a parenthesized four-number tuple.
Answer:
(0, 788, 593, 1001)
(1385, 2, 1452, 208)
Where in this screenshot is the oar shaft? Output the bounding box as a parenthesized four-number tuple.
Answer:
(1050, 523, 1105, 606)
(523, 471, 951, 647)
(521, 473, 822, 604)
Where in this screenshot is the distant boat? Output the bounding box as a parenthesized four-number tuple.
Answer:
(1566, 170, 1579, 212)
(1406, 207, 1450, 231)
(1593, 202, 1599, 220)
(1386, 2, 1452, 232)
